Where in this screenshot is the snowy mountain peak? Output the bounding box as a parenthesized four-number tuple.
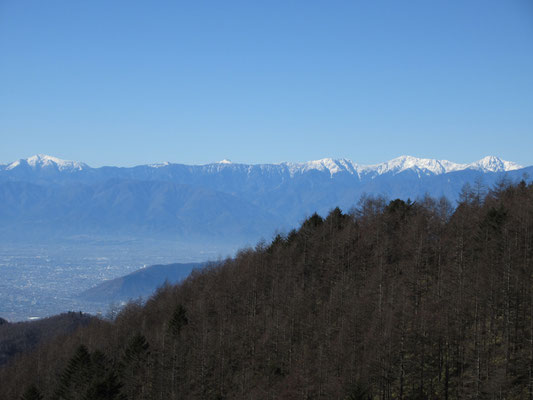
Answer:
(360, 156, 467, 176)
(304, 158, 342, 173)
(470, 156, 522, 172)
(218, 159, 233, 164)
(7, 154, 88, 171)
(280, 155, 525, 178)
(287, 155, 523, 177)
(285, 158, 356, 176)
(149, 161, 170, 168)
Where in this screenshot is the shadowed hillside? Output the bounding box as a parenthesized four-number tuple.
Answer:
(0, 312, 93, 367)
(79, 262, 203, 303)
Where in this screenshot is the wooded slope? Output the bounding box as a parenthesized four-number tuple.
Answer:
(2, 180, 533, 399)
(0, 312, 93, 367)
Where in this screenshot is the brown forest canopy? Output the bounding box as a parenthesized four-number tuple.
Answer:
(2, 180, 533, 399)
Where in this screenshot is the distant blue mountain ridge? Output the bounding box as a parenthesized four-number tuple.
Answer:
(0, 154, 530, 244)
(79, 262, 203, 303)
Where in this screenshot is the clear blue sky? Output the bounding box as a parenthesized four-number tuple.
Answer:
(1, 0, 532, 167)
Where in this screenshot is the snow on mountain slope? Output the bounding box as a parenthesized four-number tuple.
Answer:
(1, 154, 524, 178)
(6, 154, 88, 171)
(279, 155, 521, 177)
(360, 156, 469, 176)
(283, 158, 356, 177)
(469, 156, 522, 172)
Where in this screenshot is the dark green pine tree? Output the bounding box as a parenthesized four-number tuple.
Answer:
(303, 212, 323, 229)
(168, 304, 188, 337)
(344, 381, 373, 400)
(20, 385, 43, 400)
(123, 333, 149, 364)
(89, 350, 125, 400)
(120, 334, 151, 400)
(54, 344, 92, 399)
(83, 370, 124, 400)
(164, 305, 189, 398)
(52, 345, 125, 400)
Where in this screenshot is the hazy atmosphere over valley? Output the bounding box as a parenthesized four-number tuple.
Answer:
(1, 1, 533, 399)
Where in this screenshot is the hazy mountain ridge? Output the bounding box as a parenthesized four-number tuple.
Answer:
(0, 154, 530, 243)
(0, 179, 280, 241)
(79, 262, 203, 303)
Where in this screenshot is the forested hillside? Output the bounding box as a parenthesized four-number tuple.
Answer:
(2, 180, 533, 399)
(0, 313, 93, 367)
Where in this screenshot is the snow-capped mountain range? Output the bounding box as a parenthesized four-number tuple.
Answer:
(0, 154, 530, 245)
(0, 154, 522, 177)
(284, 155, 521, 176)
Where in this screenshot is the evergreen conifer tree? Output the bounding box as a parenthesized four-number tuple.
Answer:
(20, 385, 43, 400)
